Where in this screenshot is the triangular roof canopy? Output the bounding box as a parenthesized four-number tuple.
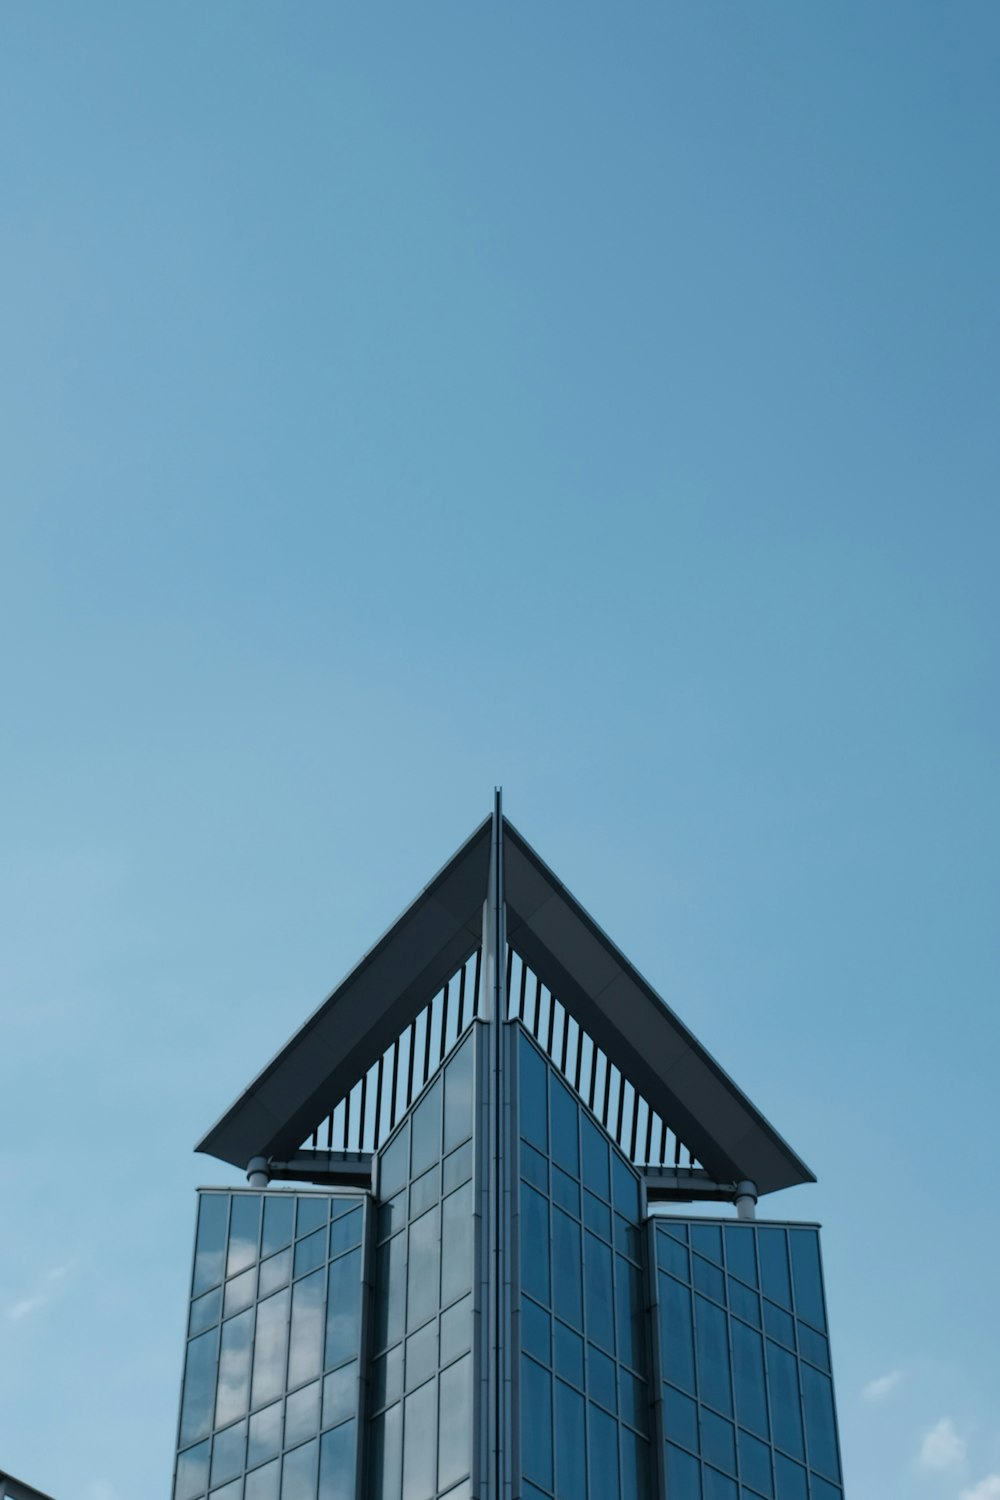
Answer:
(197, 811, 814, 1197)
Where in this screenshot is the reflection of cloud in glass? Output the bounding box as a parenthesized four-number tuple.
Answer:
(252, 1289, 290, 1409)
(215, 1309, 253, 1428)
(289, 1270, 326, 1387)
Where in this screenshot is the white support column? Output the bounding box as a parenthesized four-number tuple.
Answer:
(735, 1179, 758, 1220)
(246, 1156, 270, 1188)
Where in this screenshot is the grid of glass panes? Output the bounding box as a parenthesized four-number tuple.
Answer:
(175, 1189, 367, 1500)
(369, 1031, 476, 1500)
(517, 1028, 652, 1500)
(653, 1219, 842, 1500)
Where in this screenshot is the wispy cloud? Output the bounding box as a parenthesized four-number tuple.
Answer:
(5, 1261, 74, 1322)
(961, 1479, 1000, 1500)
(87, 1482, 120, 1500)
(917, 1417, 966, 1471)
(862, 1369, 902, 1401)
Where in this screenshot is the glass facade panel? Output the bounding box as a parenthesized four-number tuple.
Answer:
(194, 1194, 230, 1297)
(516, 1029, 651, 1500)
(437, 1355, 472, 1492)
(319, 1421, 357, 1500)
(245, 1460, 280, 1500)
(366, 1032, 477, 1500)
(174, 1189, 367, 1500)
(179, 1011, 841, 1500)
(653, 1219, 841, 1500)
(402, 1378, 437, 1500)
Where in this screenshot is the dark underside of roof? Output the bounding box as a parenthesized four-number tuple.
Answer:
(196, 814, 814, 1197)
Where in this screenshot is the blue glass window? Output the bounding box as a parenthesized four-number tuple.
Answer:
(441, 1182, 474, 1306)
(758, 1229, 791, 1310)
(402, 1377, 436, 1499)
(551, 1077, 579, 1175)
(251, 1288, 289, 1410)
(700, 1409, 736, 1474)
(227, 1195, 260, 1279)
(615, 1258, 644, 1372)
(521, 1185, 550, 1307)
(552, 1166, 581, 1218)
(589, 1403, 620, 1500)
(285, 1380, 320, 1448)
(724, 1226, 757, 1287)
(666, 1440, 702, 1498)
(520, 1036, 548, 1150)
(694, 1254, 726, 1305)
(704, 1468, 737, 1500)
(588, 1342, 618, 1412)
(796, 1323, 829, 1372)
(663, 1384, 698, 1451)
(659, 1230, 690, 1282)
(410, 1076, 441, 1179)
(189, 1288, 222, 1338)
(695, 1295, 733, 1416)
(728, 1281, 760, 1328)
(580, 1115, 610, 1200)
(620, 1427, 649, 1500)
(438, 1354, 472, 1492)
(773, 1453, 807, 1500)
(555, 1379, 586, 1499)
(619, 1368, 647, 1432)
(370, 1404, 401, 1500)
(522, 1142, 548, 1193)
(211, 1421, 246, 1487)
(554, 1320, 584, 1388)
(766, 1341, 804, 1460)
(612, 1154, 640, 1220)
(731, 1319, 768, 1438)
(763, 1300, 795, 1350)
(660, 1274, 695, 1394)
(739, 1428, 774, 1497)
(215, 1309, 253, 1427)
(692, 1223, 723, 1266)
(244, 1460, 279, 1500)
(584, 1190, 612, 1241)
(261, 1195, 293, 1259)
(552, 1208, 583, 1328)
(585, 1233, 615, 1352)
(296, 1196, 328, 1238)
(522, 1356, 554, 1489)
(330, 1206, 362, 1258)
(406, 1205, 440, 1332)
(288, 1269, 326, 1388)
(789, 1231, 825, 1332)
(443, 1032, 473, 1152)
(801, 1365, 840, 1481)
(247, 1401, 282, 1466)
(379, 1125, 409, 1202)
(294, 1227, 326, 1279)
(319, 1419, 356, 1500)
(323, 1362, 357, 1430)
(193, 1196, 228, 1297)
(522, 1298, 550, 1365)
(281, 1437, 318, 1500)
(175, 1441, 209, 1500)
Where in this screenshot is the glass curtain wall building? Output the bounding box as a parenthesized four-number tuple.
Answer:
(176, 797, 843, 1500)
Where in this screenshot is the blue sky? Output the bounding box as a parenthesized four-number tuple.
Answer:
(1, 5, 998, 1498)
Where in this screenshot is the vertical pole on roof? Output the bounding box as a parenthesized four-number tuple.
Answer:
(477, 789, 509, 1500)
